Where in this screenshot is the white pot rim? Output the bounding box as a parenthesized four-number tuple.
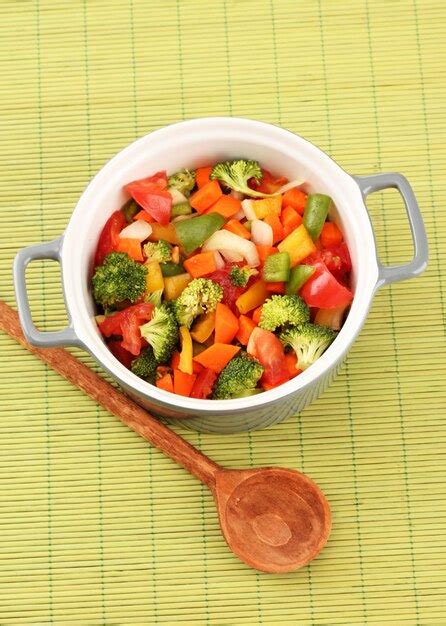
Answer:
(62, 117, 379, 415)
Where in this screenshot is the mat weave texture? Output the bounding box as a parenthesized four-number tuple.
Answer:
(0, 1, 445, 624)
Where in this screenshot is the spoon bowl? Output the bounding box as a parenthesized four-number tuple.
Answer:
(214, 467, 331, 573)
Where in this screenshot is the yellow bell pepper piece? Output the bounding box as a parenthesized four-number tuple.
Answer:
(148, 222, 178, 244)
(190, 311, 216, 343)
(163, 273, 192, 300)
(277, 224, 316, 267)
(236, 280, 269, 314)
(314, 305, 348, 330)
(179, 326, 193, 374)
(145, 260, 164, 294)
(253, 195, 282, 219)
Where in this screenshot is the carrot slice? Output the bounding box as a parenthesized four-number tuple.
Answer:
(281, 206, 303, 237)
(173, 368, 197, 397)
(193, 343, 240, 373)
(156, 373, 174, 393)
(206, 195, 241, 218)
(116, 238, 144, 262)
(214, 303, 239, 344)
(223, 219, 251, 240)
(320, 222, 343, 247)
(236, 315, 257, 346)
(183, 251, 216, 278)
(252, 305, 263, 325)
(134, 209, 155, 223)
(256, 245, 278, 264)
(283, 188, 307, 215)
(265, 281, 286, 294)
(264, 214, 285, 244)
(190, 180, 222, 214)
(195, 166, 213, 189)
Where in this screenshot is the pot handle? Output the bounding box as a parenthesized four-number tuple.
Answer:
(13, 237, 84, 348)
(354, 173, 428, 288)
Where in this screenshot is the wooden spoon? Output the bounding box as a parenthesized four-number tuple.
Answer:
(0, 301, 331, 574)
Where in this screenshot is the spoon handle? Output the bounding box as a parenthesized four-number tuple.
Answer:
(0, 301, 220, 488)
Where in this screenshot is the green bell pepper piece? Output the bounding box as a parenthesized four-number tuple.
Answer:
(175, 213, 225, 254)
(286, 265, 315, 294)
(263, 252, 291, 282)
(303, 194, 331, 240)
(160, 262, 185, 277)
(171, 201, 192, 218)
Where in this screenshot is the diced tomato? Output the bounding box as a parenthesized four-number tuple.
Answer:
(125, 171, 172, 225)
(206, 265, 245, 314)
(249, 169, 288, 194)
(98, 303, 154, 356)
(319, 243, 352, 281)
(94, 210, 126, 267)
(300, 261, 353, 309)
(190, 368, 218, 399)
(107, 339, 134, 369)
(247, 327, 290, 387)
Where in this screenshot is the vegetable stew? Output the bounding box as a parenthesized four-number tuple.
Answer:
(92, 160, 353, 399)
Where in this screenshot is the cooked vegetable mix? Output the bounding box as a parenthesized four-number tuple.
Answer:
(92, 160, 353, 399)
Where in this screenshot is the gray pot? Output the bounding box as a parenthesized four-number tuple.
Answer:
(13, 118, 428, 433)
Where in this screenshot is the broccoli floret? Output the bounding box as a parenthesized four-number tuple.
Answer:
(168, 169, 196, 196)
(210, 159, 272, 198)
(140, 303, 178, 362)
(280, 322, 337, 370)
(213, 353, 264, 399)
(131, 346, 158, 383)
(143, 240, 172, 264)
(145, 289, 163, 308)
(121, 199, 140, 223)
(229, 265, 258, 287)
(92, 252, 147, 309)
(259, 294, 310, 332)
(173, 278, 223, 328)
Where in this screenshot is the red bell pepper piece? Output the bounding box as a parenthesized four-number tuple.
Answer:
(190, 368, 218, 399)
(300, 261, 353, 309)
(94, 210, 126, 267)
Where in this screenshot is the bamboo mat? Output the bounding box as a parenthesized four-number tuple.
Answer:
(1, 1, 445, 624)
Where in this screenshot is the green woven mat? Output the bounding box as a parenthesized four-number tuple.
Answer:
(1, 1, 445, 624)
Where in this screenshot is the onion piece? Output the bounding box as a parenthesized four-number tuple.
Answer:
(274, 179, 305, 195)
(220, 249, 244, 263)
(241, 199, 257, 221)
(169, 188, 188, 205)
(119, 220, 152, 241)
(213, 250, 225, 269)
(202, 230, 260, 266)
(251, 219, 273, 246)
(233, 208, 245, 221)
(230, 190, 244, 200)
(172, 214, 194, 223)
